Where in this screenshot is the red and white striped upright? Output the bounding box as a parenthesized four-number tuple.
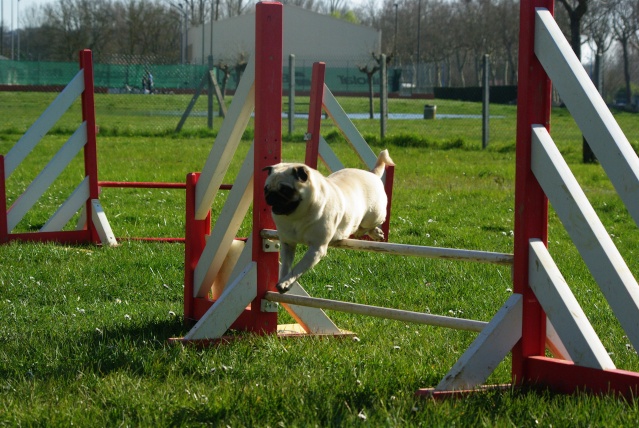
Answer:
(512, 0, 553, 384)
(79, 49, 102, 244)
(181, 2, 285, 337)
(250, 1, 283, 333)
(0, 49, 115, 246)
(508, 0, 639, 397)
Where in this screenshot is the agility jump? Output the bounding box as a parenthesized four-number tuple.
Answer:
(0, 50, 116, 247)
(173, 0, 639, 398)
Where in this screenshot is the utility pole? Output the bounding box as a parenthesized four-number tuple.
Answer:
(416, 0, 421, 91)
(16, 0, 19, 60)
(11, 0, 14, 60)
(393, 3, 398, 67)
(1, 0, 4, 58)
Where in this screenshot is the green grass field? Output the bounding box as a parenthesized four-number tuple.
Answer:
(1, 92, 639, 426)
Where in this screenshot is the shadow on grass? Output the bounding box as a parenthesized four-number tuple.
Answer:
(2, 318, 191, 382)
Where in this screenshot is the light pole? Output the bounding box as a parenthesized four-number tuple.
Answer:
(10, 0, 14, 60)
(16, 0, 19, 61)
(416, 0, 421, 91)
(1, 0, 4, 58)
(393, 3, 398, 67)
(170, 2, 188, 64)
(209, 0, 220, 56)
(180, 3, 187, 64)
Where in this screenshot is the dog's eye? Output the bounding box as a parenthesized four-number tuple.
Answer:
(292, 166, 308, 182)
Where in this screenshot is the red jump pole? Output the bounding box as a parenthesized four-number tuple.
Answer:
(305, 62, 326, 169)
(251, 2, 283, 333)
(184, 172, 212, 322)
(79, 49, 100, 244)
(512, 0, 553, 384)
(381, 164, 395, 241)
(0, 156, 7, 243)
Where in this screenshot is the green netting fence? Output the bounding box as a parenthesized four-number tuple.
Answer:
(0, 58, 400, 94)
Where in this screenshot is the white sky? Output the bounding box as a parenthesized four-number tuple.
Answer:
(2, 0, 373, 29)
(2, 0, 49, 29)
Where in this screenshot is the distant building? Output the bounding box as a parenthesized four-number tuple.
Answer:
(187, 5, 381, 69)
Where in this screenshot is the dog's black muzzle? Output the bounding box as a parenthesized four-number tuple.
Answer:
(264, 185, 301, 215)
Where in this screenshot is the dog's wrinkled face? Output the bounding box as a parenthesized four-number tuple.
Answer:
(263, 164, 309, 215)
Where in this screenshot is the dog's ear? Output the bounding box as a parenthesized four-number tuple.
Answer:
(262, 166, 273, 175)
(293, 166, 309, 182)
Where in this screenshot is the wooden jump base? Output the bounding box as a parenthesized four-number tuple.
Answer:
(264, 292, 487, 332)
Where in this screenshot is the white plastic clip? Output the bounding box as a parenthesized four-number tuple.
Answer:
(262, 239, 281, 252)
(261, 300, 279, 313)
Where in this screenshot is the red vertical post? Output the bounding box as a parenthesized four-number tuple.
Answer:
(381, 165, 394, 241)
(512, 0, 553, 383)
(252, 2, 282, 334)
(305, 62, 326, 169)
(184, 173, 211, 322)
(0, 156, 7, 243)
(79, 49, 100, 244)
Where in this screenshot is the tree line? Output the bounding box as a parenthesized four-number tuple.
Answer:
(1, 0, 639, 100)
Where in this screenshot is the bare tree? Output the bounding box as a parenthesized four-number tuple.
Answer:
(358, 52, 392, 118)
(321, 0, 346, 14)
(557, 0, 589, 60)
(225, 0, 253, 18)
(359, 61, 379, 119)
(612, 0, 638, 108)
(584, 0, 614, 87)
(494, 0, 519, 85)
(281, 0, 320, 11)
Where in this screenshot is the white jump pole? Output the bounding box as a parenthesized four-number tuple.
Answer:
(261, 229, 514, 266)
(265, 291, 488, 332)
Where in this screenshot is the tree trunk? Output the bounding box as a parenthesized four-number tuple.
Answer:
(570, 16, 581, 60)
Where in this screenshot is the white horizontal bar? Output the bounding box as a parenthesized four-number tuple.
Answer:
(264, 291, 487, 332)
(260, 229, 513, 265)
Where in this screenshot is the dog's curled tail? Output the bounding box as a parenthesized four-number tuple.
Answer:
(371, 149, 395, 177)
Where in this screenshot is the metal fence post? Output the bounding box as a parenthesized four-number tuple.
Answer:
(482, 54, 490, 149)
(289, 54, 295, 136)
(380, 54, 388, 139)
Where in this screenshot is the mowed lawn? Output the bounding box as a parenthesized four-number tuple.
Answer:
(0, 92, 639, 425)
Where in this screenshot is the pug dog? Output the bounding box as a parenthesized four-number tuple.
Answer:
(263, 149, 394, 293)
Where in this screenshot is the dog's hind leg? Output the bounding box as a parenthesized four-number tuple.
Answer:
(367, 226, 385, 241)
(354, 226, 385, 241)
(276, 245, 328, 293)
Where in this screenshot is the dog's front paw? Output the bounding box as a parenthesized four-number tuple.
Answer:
(276, 281, 292, 294)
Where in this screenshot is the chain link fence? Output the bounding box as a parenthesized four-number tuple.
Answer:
(0, 55, 594, 151)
